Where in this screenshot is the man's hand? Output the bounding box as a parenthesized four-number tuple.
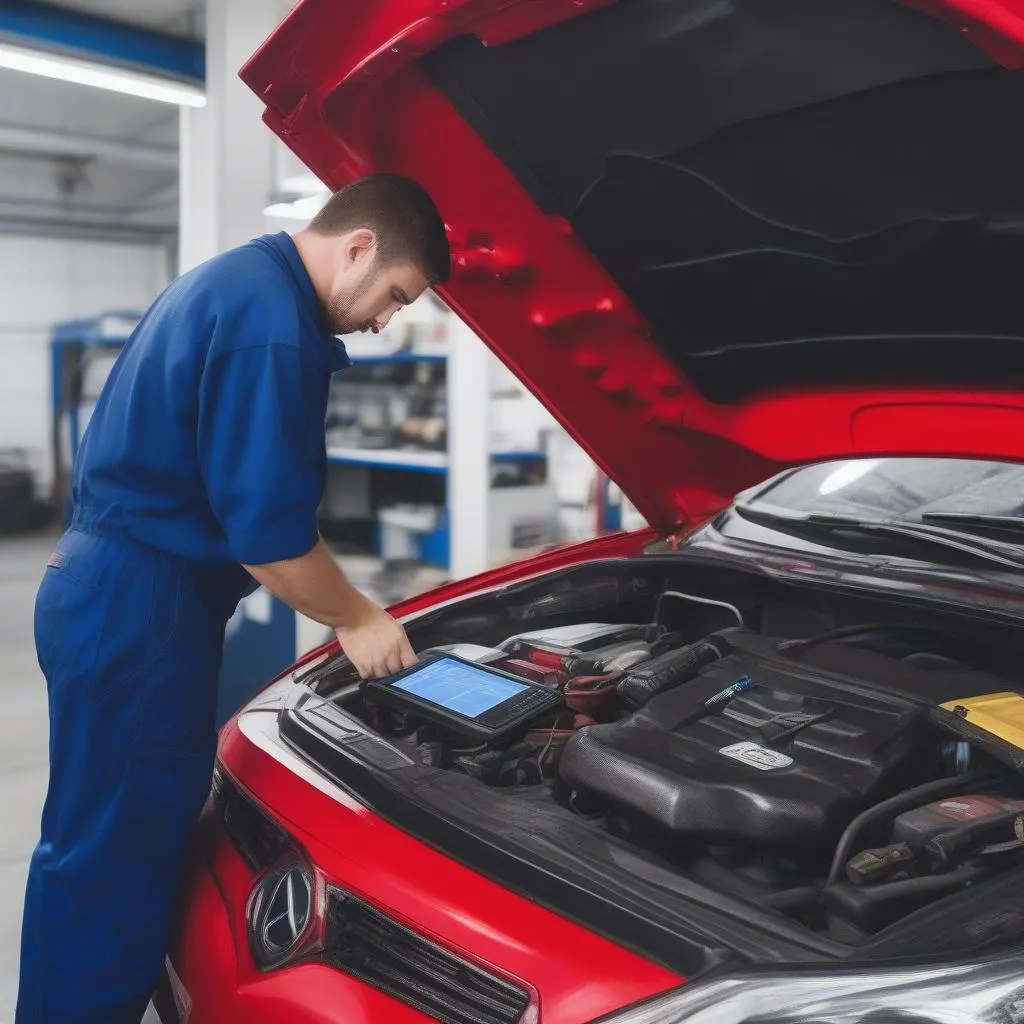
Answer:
(335, 594, 417, 679)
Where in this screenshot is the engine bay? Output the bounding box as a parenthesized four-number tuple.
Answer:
(283, 559, 1024, 951)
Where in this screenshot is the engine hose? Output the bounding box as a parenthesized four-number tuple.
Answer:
(778, 622, 892, 654)
(563, 641, 653, 677)
(617, 637, 728, 707)
(565, 686, 618, 714)
(826, 770, 993, 887)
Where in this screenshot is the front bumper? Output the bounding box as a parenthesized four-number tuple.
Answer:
(167, 700, 683, 1024)
(165, 818, 439, 1024)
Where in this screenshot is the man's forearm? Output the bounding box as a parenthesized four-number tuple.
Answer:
(243, 537, 369, 629)
(244, 537, 416, 679)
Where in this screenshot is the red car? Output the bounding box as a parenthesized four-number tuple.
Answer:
(160, 1, 1024, 1021)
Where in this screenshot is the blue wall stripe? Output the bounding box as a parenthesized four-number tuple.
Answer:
(0, 1, 204, 83)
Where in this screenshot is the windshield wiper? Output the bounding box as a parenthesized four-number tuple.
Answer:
(920, 512, 1024, 542)
(733, 504, 1024, 571)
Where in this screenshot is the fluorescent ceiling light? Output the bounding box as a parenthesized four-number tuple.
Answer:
(0, 41, 206, 107)
(263, 195, 327, 221)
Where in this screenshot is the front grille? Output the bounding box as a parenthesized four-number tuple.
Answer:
(325, 890, 531, 1024)
(212, 770, 290, 872)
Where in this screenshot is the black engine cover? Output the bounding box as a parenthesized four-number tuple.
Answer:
(559, 632, 939, 848)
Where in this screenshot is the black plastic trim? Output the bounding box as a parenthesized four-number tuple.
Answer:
(212, 769, 290, 873)
(325, 888, 530, 1024)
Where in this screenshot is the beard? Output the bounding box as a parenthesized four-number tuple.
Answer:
(326, 264, 377, 335)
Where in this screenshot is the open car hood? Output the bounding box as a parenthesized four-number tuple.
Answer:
(243, 0, 1024, 536)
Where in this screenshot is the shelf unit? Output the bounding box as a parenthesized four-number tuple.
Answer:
(50, 311, 140, 523)
(327, 445, 545, 473)
(348, 351, 446, 365)
(322, 327, 557, 574)
(327, 446, 448, 473)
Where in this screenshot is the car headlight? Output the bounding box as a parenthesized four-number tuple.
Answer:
(598, 956, 1024, 1024)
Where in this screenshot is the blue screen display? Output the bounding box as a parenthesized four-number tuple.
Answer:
(391, 658, 528, 718)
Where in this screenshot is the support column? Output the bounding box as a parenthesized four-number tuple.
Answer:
(178, 0, 283, 273)
(176, 0, 307, 693)
(447, 314, 492, 580)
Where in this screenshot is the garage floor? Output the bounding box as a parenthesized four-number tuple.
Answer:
(0, 530, 52, 1023)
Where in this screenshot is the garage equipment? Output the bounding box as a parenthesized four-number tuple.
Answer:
(50, 312, 139, 524)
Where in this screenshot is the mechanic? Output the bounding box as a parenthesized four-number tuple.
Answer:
(16, 174, 451, 1024)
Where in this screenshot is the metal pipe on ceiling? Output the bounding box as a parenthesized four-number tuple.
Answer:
(0, 193, 175, 218)
(0, 121, 177, 170)
(0, 211, 175, 244)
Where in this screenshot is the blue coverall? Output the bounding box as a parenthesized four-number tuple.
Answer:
(17, 233, 350, 1023)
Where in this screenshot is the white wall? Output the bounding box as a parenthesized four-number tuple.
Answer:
(0, 236, 169, 494)
(179, 0, 286, 273)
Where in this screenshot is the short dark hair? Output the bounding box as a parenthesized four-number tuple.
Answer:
(308, 174, 450, 284)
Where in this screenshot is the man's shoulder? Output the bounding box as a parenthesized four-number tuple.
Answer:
(180, 238, 308, 349)
(191, 238, 294, 306)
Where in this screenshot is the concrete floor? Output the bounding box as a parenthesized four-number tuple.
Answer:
(0, 530, 53, 1022)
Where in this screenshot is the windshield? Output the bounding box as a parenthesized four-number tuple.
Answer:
(748, 458, 1024, 521)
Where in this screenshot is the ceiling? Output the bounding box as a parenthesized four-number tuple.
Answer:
(0, 1, 203, 245)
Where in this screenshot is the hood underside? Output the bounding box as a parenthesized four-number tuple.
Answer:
(243, 0, 1024, 534)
